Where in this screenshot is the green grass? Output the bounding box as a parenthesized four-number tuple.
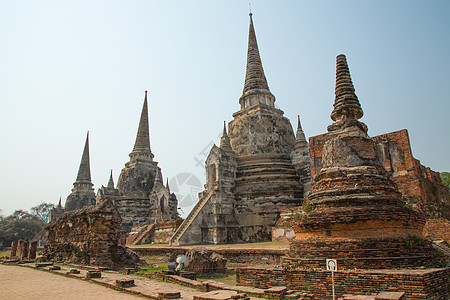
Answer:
(197, 269, 236, 285)
(136, 260, 168, 274)
(0, 251, 11, 257)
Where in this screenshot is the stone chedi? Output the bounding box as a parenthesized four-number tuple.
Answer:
(286, 54, 443, 269)
(48, 197, 64, 223)
(64, 133, 96, 212)
(309, 129, 450, 220)
(170, 14, 310, 245)
(96, 170, 119, 202)
(98, 91, 178, 232)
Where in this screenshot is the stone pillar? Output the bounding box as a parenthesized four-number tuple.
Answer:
(10, 241, 17, 257)
(17, 240, 29, 260)
(17, 240, 24, 258)
(28, 241, 38, 260)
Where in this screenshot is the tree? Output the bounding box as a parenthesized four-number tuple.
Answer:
(440, 172, 450, 189)
(30, 203, 55, 223)
(0, 210, 45, 248)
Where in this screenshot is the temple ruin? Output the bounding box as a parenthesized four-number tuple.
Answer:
(49, 91, 179, 235)
(44, 200, 139, 269)
(96, 91, 179, 232)
(170, 13, 311, 246)
(237, 54, 449, 299)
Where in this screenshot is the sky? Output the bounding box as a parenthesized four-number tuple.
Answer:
(0, 1, 449, 217)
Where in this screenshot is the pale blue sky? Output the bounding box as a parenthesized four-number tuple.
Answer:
(1, 1, 449, 217)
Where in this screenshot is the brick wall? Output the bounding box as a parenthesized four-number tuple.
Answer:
(423, 219, 450, 242)
(44, 200, 139, 269)
(237, 266, 450, 300)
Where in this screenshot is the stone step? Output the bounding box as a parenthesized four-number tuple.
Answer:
(237, 160, 294, 168)
(236, 167, 298, 177)
(234, 180, 302, 190)
(170, 190, 214, 246)
(235, 174, 300, 184)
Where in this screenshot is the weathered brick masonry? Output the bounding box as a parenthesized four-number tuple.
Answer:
(423, 218, 450, 242)
(45, 200, 139, 269)
(237, 267, 450, 300)
(310, 129, 450, 219)
(245, 55, 449, 299)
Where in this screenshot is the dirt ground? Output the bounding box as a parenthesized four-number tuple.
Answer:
(0, 264, 143, 299)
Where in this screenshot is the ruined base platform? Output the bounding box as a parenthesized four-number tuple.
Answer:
(236, 266, 450, 299)
(285, 237, 444, 270)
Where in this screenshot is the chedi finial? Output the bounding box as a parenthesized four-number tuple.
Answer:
(331, 54, 363, 122)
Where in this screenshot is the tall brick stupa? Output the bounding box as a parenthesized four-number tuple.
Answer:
(286, 55, 444, 269)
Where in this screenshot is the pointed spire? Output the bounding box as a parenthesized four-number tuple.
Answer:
(331, 55, 363, 122)
(166, 177, 170, 193)
(223, 120, 228, 136)
(220, 121, 233, 152)
(57, 197, 62, 209)
(130, 91, 154, 160)
(295, 115, 307, 143)
(107, 169, 115, 189)
(76, 132, 92, 183)
(240, 13, 274, 108)
(155, 168, 163, 184)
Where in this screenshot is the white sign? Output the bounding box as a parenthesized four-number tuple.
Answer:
(326, 259, 337, 271)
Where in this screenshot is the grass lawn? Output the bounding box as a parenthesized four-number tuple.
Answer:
(0, 250, 11, 257)
(137, 259, 237, 285)
(197, 269, 237, 285)
(137, 260, 168, 274)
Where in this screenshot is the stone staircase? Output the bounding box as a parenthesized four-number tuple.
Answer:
(169, 189, 215, 246)
(432, 240, 450, 259)
(126, 224, 156, 246)
(234, 154, 303, 200)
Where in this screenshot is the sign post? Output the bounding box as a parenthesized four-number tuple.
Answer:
(326, 259, 337, 300)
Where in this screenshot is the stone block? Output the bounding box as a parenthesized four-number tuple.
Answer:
(115, 279, 135, 288)
(36, 262, 53, 267)
(124, 267, 138, 275)
(158, 291, 181, 299)
(264, 286, 287, 299)
(86, 271, 101, 279)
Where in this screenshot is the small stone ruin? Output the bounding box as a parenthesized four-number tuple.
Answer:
(44, 200, 140, 269)
(169, 247, 227, 275)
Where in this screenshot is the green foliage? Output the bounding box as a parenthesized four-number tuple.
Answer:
(0, 210, 45, 248)
(137, 260, 168, 274)
(292, 213, 303, 220)
(440, 172, 450, 188)
(30, 202, 55, 223)
(302, 199, 314, 213)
